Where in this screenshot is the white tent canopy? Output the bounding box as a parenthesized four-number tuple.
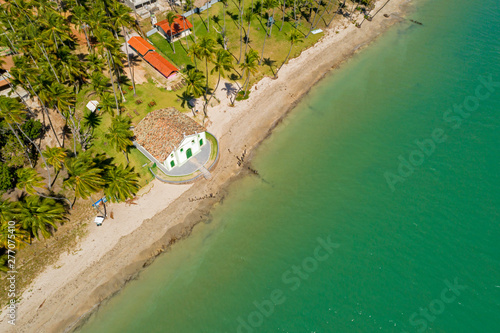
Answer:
(86, 100, 99, 112)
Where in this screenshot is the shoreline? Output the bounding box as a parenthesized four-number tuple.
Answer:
(0, 1, 414, 331)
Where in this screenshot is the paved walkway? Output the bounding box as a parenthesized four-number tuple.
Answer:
(164, 141, 211, 176)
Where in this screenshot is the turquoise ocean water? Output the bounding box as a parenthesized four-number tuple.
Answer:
(79, 0, 500, 332)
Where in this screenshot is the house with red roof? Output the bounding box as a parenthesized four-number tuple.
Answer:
(127, 36, 155, 56)
(133, 108, 207, 171)
(143, 52, 178, 78)
(154, 15, 193, 41)
(127, 36, 178, 79)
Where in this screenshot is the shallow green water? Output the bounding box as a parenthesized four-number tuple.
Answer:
(79, 0, 500, 332)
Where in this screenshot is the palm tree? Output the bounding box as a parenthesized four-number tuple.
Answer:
(99, 92, 119, 115)
(43, 146, 67, 174)
(16, 168, 46, 195)
(0, 96, 32, 167)
(112, 1, 137, 96)
(64, 153, 106, 210)
(184, 67, 206, 113)
(104, 164, 140, 203)
(267, 0, 278, 36)
(165, 11, 178, 54)
(0, 199, 29, 249)
(260, 0, 278, 64)
(207, 49, 233, 108)
(18, 196, 66, 240)
(71, 5, 92, 51)
(39, 11, 72, 53)
(45, 82, 81, 155)
(313, 0, 335, 29)
(94, 28, 121, 115)
(186, 0, 197, 40)
(221, 0, 228, 35)
(327, 0, 346, 26)
(177, 90, 197, 116)
(239, 49, 259, 98)
(91, 72, 111, 96)
(243, 6, 255, 58)
(187, 42, 202, 70)
(276, 30, 303, 78)
(206, 0, 211, 32)
(279, 0, 285, 31)
(238, 0, 246, 64)
(0, 219, 30, 249)
(198, 36, 216, 114)
(105, 116, 134, 163)
(0, 198, 17, 225)
(305, 0, 321, 38)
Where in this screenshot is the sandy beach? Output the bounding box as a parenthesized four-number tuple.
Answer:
(0, 0, 412, 331)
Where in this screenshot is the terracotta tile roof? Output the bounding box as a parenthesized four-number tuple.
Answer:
(143, 52, 178, 78)
(134, 108, 206, 162)
(155, 16, 193, 37)
(127, 36, 155, 56)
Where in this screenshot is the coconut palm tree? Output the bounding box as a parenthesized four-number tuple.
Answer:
(39, 11, 73, 53)
(0, 199, 29, 249)
(198, 36, 216, 114)
(165, 11, 178, 54)
(207, 49, 233, 108)
(0, 219, 30, 249)
(276, 30, 303, 77)
(0, 198, 18, 225)
(105, 116, 133, 163)
(16, 168, 46, 195)
(327, 0, 346, 26)
(94, 28, 121, 115)
(206, 0, 211, 32)
(184, 67, 206, 113)
(64, 153, 106, 204)
(18, 195, 66, 240)
(99, 92, 119, 115)
(43, 146, 67, 174)
(260, 0, 278, 64)
(0, 96, 32, 167)
(243, 6, 254, 58)
(267, 0, 278, 36)
(103, 164, 140, 203)
(279, 0, 287, 31)
(177, 90, 197, 116)
(312, 0, 335, 29)
(112, 1, 137, 96)
(91, 72, 111, 96)
(239, 49, 259, 98)
(185, 0, 197, 40)
(71, 5, 92, 51)
(237, 0, 246, 64)
(187, 42, 202, 70)
(305, 0, 321, 38)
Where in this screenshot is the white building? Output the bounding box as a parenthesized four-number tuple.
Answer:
(133, 108, 207, 172)
(124, 0, 157, 10)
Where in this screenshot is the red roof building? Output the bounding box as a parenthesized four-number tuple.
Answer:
(155, 16, 193, 40)
(127, 36, 155, 56)
(143, 52, 179, 78)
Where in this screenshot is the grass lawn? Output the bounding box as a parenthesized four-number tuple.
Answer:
(148, 33, 194, 70)
(145, 2, 342, 88)
(74, 3, 345, 186)
(76, 79, 196, 187)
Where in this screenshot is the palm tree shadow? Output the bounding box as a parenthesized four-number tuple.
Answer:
(196, 13, 209, 31)
(262, 57, 276, 77)
(222, 82, 238, 100)
(128, 54, 141, 67)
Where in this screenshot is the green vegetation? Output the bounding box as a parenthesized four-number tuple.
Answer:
(0, 0, 376, 298)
